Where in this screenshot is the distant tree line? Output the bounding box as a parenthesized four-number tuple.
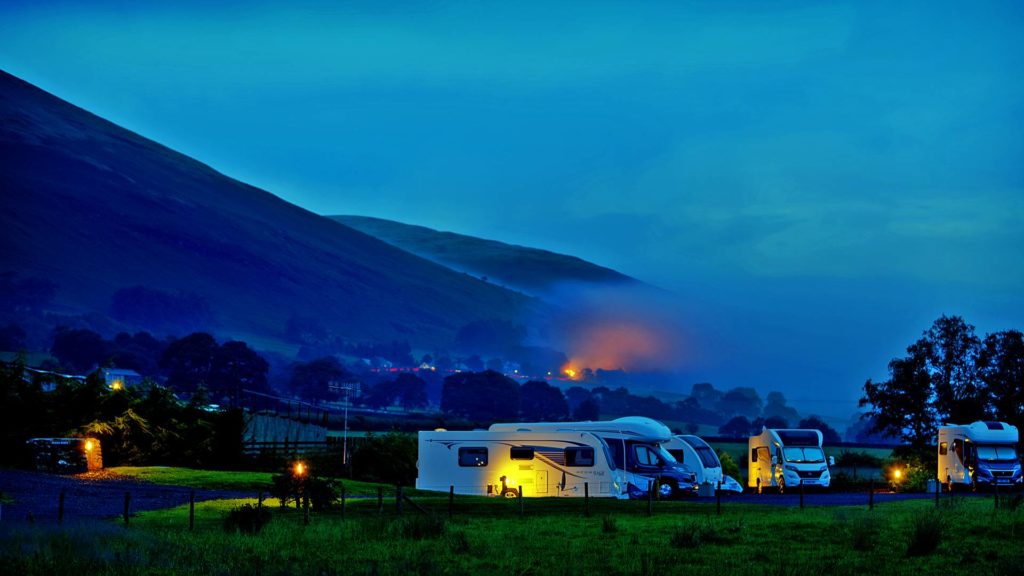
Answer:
(0, 357, 244, 468)
(860, 315, 1024, 449)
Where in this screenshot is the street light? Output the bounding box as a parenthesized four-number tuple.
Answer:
(329, 380, 360, 472)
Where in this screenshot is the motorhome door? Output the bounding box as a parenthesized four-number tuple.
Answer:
(754, 446, 772, 489)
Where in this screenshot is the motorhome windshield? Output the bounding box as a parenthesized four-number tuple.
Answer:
(977, 445, 1018, 461)
(680, 437, 721, 468)
(782, 446, 825, 464)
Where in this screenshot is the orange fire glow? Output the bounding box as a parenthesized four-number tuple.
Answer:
(565, 321, 673, 372)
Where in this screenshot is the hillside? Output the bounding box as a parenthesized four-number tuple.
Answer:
(0, 70, 535, 347)
(331, 215, 639, 295)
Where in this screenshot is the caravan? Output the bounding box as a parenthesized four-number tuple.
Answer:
(417, 429, 627, 497)
(748, 428, 834, 493)
(664, 435, 723, 491)
(487, 417, 699, 498)
(937, 421, 1022, 489)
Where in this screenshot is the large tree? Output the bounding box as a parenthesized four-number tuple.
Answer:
(977, 329, 1024, 432)
(441, 370, 520, 422)
(519, 380, 569, 421)
(921, 315, 984, 423)
(289, 356, 351, 402)
(159, 332, 219, 392)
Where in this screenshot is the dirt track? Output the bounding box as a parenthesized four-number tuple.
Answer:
(0, 468, 254, 523)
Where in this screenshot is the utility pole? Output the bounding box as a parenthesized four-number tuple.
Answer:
(329, 380, 360, 474)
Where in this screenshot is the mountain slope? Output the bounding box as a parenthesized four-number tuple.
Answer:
(0, 70, 534, 346)
(330, 215, 638, 296)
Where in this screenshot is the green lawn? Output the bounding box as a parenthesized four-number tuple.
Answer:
(2, 489, 1022, 575)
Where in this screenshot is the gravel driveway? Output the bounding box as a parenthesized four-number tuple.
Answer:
(0, 468, 255, 523)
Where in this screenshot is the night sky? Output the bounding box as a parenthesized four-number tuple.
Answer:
(3, 0, 1022, 420)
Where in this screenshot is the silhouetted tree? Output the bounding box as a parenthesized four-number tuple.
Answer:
(210, 341, 270, 402)
(719, 416, 752, 438)
(573, 398, 600, 420)
(978, 329, 1024, 432)
(442, 370, 520, 422)
(715, 387, 763, 419)
(51, 328, 108, 373)
(762, 391, 800, 423)
(160, 332, 218, 392)
(798, 416, 841, 444)
(289, 357, 350, 402)
(519, 380, 569, 421)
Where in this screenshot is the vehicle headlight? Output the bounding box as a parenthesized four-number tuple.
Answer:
(785, 465, 798, 473)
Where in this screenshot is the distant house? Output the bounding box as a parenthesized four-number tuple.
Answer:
(101, 367, 143, 391)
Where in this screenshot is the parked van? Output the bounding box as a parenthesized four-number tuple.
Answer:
(937, 421, 1022, 489)
(748, 428, 833, 493)
(417, 429, 627, 497)
(488, 417, 699, 498)
(664, 435, 723, 491)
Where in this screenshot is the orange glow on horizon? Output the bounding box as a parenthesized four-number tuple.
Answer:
(565, 321, 673, 372)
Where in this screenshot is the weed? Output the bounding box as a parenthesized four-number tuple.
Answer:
(389, 514, 446, 540)
(906, 510, 943, 556)
(601, 515, 618, 534)
(223, 503, 271, 534)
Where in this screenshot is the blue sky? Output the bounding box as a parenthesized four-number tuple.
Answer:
(3, 0, 1022, 419)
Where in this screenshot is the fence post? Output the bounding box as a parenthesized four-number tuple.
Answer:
(867, 479, 874, 510)
(378, 486, 384, 515)
(123, 491, 131, 527)
(448, 486, 454, 519)
(341, 486, 346, 521)
(994, 482, 999, 510)
(935, 477, 940, 507)
(396, 486, 404, 516)
(584, 482, 590, 517)
(58, 489, 65, 524)
(518, 486, 524, 517)
(799, 480, 804, 510)
(189, 490, 195, 530)
(258, 491, 264, 511)
(654, 476, 661, 501)
(716, 481, 722, 515)
(647, 480, 654, 516)
(947, 476, 953, 506)
(303, 493, 310, 525)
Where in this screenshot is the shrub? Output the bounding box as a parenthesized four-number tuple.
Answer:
(716, 450, 740, 479)
(906, 511, 943, 556)
(224, 504, 271, 534)
(270, 470, 338, 510)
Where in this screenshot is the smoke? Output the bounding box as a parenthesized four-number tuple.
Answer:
(533, 281, 693, 373)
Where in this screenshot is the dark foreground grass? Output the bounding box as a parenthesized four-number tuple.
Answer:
(2, 496, 1023, 575)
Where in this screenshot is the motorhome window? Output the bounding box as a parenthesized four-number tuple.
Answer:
(776, 430, 820, 446)
(458, 447, 488, 467)
(782, 447, 825, 463)
(694, 446, 721, 468)
(953, 440, 964, 462)
(939, 442, 948, 456)
(510, 447, 534, 460)
(977, 446, 1018, 461)
(667, 449, 686, 463)
(565, 447, 594, 467)
(751, 448, 758, 462)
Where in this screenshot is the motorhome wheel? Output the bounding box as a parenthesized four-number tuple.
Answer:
(658, 480, 677, 499)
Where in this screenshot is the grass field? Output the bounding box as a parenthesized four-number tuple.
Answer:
(2, 487, 1022, 575)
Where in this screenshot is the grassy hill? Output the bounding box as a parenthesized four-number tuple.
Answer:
(0, 70, 537, 347)
(331, 215, 640, 296)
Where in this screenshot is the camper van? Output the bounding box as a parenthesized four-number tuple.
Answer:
(937, 421, 1022, 489)
(664, 435, 723, 490)
(748, 428, 833, 493)
(487, 417, 699, 498)
(417, 429, 627, 498)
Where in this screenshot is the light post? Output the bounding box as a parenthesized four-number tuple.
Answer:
(329, 381, 360, 473)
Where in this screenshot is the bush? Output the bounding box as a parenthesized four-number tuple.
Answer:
(270, 469, 338, 510)
(224, 504, 271, 534)
(350, 431, 417, 486)
(906, 511, 943, 556)
(716, 450, 740, 479)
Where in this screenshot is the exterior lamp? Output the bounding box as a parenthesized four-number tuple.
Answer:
(294, 461, 306, 478)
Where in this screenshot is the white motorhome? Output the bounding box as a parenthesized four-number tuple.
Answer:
(416, 429, 626, 498)
(937, 421, 1022, 489)
(664, 435, 723, 490)
(748, 428, 834, 492)
(488, 417, 699, 498)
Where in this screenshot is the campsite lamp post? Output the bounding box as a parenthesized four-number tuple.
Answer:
(330, 381, 360, 472)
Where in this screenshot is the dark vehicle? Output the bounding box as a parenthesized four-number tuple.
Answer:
(603, 437, 699, 499)
(27, 437, 102, 473)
